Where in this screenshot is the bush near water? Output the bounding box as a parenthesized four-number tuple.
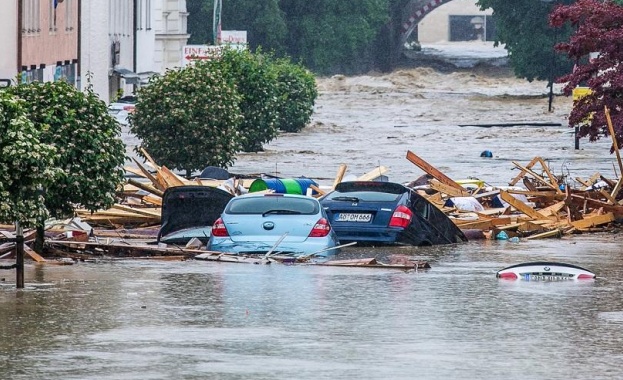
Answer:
(131, 48, 317, 177)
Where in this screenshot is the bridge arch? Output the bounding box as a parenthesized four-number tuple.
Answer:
(399, 0, 455, 48)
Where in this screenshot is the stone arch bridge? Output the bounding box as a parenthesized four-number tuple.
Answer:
(399, 0, 454, 47)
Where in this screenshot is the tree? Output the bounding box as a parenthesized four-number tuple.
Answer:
(130, 62, 243, 177)
(280, 0, 390, 74)
(208, 48, 280, 152)
(187, 0, 288, 52)
(550, 0, 623, 148)
(269, 57, 318, 133)
(477, 0, 575, 83)
(9, 81, 126, 218)
(0, 91, 56, 227)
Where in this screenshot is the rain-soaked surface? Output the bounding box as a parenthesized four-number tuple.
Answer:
(4, 44, 623, 379)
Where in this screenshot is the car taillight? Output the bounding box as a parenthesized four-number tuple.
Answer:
(123, 105, 135, 112)
(497, 272, 518, 280)
(211, 218, 229, 237)
(389, 205, 412, 228)
(309, 218, 331, 237)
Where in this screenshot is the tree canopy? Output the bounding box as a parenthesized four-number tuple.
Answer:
(0, 91, 56, 227)
(550, 0, 623, 148)
(131, 61, 244, 177)
(186, 0, 391, 74)
(477, 0, 575, 84)
(8, 81, 126, 219)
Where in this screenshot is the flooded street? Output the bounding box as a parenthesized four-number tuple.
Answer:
(4, 44, 623, 379)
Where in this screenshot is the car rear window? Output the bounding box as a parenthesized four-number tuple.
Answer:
(226, 196, 320, 215)
(324, 190, 400, 202)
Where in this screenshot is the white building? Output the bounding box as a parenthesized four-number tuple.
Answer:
(418, 0, 494, 43)
(81, 0, 134, 103)
(0, 0, 18, 85)
(154, 0, 189, 73)
(80, 0, 188, 102)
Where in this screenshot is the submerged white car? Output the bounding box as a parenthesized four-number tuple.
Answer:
(208, 193, 340, 259)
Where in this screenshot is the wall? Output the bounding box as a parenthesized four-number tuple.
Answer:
(154, 0, 189, 73)
(0, 0, 18, 81)
(418, 0, 492, 43)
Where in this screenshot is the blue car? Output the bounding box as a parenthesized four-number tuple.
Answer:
(320, 181, 467, 246)
(208, 193, 340, 258)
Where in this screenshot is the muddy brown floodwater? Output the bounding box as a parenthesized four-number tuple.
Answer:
(228, 65, 615, 188)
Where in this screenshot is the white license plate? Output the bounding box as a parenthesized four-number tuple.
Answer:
(336, 213, 372, 222)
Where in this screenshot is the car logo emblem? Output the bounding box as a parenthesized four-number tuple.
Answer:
(263, 221, 275, 230)
(544, 266, 550, 272)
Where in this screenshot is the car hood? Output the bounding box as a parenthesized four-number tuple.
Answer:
(158, 186, 233, 242)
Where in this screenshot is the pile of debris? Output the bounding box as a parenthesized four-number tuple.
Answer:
(405, 150, 623, 240)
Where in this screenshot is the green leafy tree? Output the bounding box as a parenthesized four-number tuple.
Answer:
(208, 48, 279, 152)
(550, 0, 623, 148)
(130, 62, 243, 177)
(477, 0, 575, 83)
(9, 81, 126, 219)
(270, 57, 318, 133)
(280, 0, 390, 74)
(187, 0, 287, 52)
(0, 92, 56, 227)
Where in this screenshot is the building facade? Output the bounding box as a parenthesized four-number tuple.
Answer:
(154, 0, 189, 73)
(418, 0, 494, 43)
(0, 0, 79, 86)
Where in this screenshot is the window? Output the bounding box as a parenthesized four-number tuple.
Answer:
(146, 0, 152, 30)
(65, 0, 73, 31)
(449, 15, 496, 42)
(23, 0, 42, 34)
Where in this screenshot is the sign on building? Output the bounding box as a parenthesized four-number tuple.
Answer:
(182, 45, 226, 67)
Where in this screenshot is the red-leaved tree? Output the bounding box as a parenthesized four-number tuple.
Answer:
(550, 0, 623, 150)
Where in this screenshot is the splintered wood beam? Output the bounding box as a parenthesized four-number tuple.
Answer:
(511, 161, 557, 190)
(571, 212, 615, 230)
(611, 176, 623, 203)
(309, 185, 326, 196)
(140, 147, 161, 171)
(357, 166, 389, 181)
(429, 179, 471, 197)
(159, 165, 186, 187)
(126, 178, 164, 197)
(332, 164, 347, 189)
(405, 150, 463, 190)
(132, 157, 165, 191)
(499, 190, 543, 220)
(536, 157, 562, 193)
(509, 156, 539, 186)
(605, 106, 623, 178)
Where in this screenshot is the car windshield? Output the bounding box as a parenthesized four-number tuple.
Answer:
(325, 190, 400, 202)
(226, 196, 319, 215)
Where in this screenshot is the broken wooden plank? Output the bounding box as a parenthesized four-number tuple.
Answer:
(605, 106, 623, 178)
(126, 178, 164, 197)
(429, 179, 471, 197)
(571, 212, 615, 230)
(509, 156, 539, 186)
(406, 150, 463, 190)
(499, 190, 543, 220)
(511, 161, 557, 190)
(357, 166, 389, 181)
(158, 165, 186, 187)
(525, 228, 563, 240)
(536, 157, 562, 193)
(132, 157, 165, 191)
(332, 164, 347, 190)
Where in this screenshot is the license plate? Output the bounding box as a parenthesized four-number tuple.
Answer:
(336, 213, 372, 222)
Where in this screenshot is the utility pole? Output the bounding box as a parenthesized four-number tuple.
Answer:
(15, 222, 24, 289)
